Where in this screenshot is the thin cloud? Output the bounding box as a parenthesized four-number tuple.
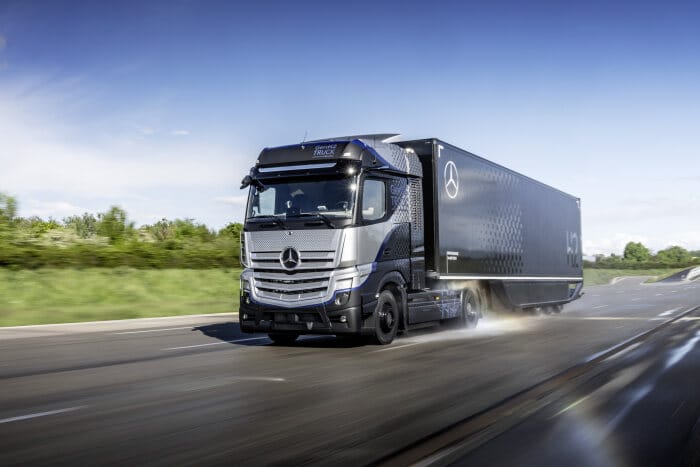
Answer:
(0, 78, 248, 211)
(214, 196, 247, 207)
(171, 130, 190, 136)
(25, 200, 87, 219)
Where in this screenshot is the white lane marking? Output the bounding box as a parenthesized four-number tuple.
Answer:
(665, 330, 700, 369)
(114, 326, 198, 335)
(163, 337, 268, 350)
(371, 342, 422, 353)
(591, 294, 600, 297)
(551, 395, 592, 418)
(592, 305, 609, 309)
(655, 293, 664, 296)
(631, 298, 641, 301)
(0, 406, 86, 424)
(179, 376, 286, 391)
(604, 342, 642, 361)
(230, 376, 286, 382)
(658, 308, 680, 317)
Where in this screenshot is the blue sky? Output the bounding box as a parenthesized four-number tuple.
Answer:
(1, 0, 699, 254)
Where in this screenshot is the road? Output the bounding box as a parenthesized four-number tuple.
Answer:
(1, 277, 699, 466)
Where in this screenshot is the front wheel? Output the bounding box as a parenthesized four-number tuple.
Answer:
(268, 332, 299, 345)
(372, 290, 399, 345)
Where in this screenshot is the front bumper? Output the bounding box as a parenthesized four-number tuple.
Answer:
(239, 299, 368, 335)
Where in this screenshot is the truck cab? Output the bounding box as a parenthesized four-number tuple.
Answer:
(239, 135, 423, 344)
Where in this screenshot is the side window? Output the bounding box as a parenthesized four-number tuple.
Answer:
(258, 187, 276, 215)
(362, 179, 386, 221)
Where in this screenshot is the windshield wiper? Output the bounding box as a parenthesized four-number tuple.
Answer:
(291, 212, 337, 228)
(249, 215, 286, 229)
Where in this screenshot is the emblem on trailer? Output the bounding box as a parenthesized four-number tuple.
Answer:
(280, 247, 301, 270)
(444, 161, 459, 199)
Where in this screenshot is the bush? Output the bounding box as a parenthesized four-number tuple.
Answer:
(0, 239, 240, 269)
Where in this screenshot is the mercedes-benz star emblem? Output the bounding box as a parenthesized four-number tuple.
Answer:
(444, 160, 459, 199)
(280, 247, 300, 270)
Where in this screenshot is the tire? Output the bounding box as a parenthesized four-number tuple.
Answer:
(371, 290, 399, 345)
(460, 289, 480, 329)
(268, 332, 299, 345)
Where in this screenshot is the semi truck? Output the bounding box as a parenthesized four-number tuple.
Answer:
(239, 134, 583, 344)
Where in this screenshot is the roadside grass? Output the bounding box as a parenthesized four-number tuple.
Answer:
(583, 268, 686, 286)
(0, 268, 241, 326)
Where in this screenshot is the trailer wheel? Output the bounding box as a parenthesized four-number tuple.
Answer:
(372, 290, 399, 345)
(461, 290, 480, 329)
(268, 333, 299, 345)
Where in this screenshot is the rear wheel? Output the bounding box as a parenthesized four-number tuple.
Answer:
(460, 289, 480, 329)
(268, 332, 299, 345)
(372, 290, 399, 345)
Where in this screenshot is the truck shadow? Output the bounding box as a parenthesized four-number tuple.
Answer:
(193, 322, 367, 348)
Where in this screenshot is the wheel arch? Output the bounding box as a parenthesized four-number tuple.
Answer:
(375, 270, 408, 331)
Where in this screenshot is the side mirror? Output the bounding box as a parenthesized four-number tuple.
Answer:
(240, 175, 267, 192)
(240, 175, 253, 189)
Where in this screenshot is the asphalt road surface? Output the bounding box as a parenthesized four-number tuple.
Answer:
(1, 276, 699, 466)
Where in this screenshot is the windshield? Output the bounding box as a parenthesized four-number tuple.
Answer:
(247, 176, 358, 220)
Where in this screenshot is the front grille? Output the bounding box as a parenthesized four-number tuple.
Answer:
(245, 230, 343, 305)
(252, 269, 333, 303)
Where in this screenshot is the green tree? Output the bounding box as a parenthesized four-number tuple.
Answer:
(64, 213, 98, 238)
(623, 241, 650, 262)
(172, 219, 214, 242)
(0, 193, 17, 224)
(0, 193, 18, 243)
(219, 222, 243, 241)
(96, 206, 134, 244)
(655, 246, 692, 264)
(148, 218, 174, 241)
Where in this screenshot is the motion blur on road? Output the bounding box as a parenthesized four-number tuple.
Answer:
(1, 274, 699, 466)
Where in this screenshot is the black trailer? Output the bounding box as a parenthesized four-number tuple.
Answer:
(398, 138, 583, 310)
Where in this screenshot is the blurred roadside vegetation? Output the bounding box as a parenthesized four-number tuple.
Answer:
(584, 241, 700, 270)
(0, 193, 241, 269)
(583, 268, 688, 286)
(0, 268, 240, 326)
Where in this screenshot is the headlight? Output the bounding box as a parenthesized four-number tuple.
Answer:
(334, 291, 351, 306)
(240, 277, 251, 292)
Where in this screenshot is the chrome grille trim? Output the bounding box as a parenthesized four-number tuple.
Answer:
(245, 264, 373, 308)
(255, 280, 330, 293)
